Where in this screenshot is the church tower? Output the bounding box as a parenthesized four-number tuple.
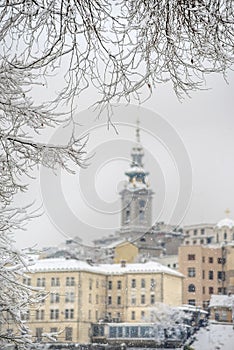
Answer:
(119, 120, 154, 237)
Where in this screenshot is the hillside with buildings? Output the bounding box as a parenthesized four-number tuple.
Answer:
(4, 124, 234, 346)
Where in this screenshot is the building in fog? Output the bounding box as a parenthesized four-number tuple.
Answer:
(94, 123, 185, 260)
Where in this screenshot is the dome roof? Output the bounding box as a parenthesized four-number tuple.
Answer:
(216, 217, 234, 229)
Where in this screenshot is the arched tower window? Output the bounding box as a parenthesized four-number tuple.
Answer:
(125, 207, 130, 223)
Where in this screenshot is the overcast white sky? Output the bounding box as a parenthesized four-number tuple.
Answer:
(13, 71, 234, 249)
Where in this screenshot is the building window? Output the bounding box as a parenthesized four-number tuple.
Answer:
(89, 278, 93, 290)
(188, 254, 195, 260)
(50, 293, 60, 303)
(131, 296, 136, 305)
(126, 208, 130, 222)
(194, 229, 197, 236)
(193, 240, 197, 245)
(131, 279, 136, 288)
(150, 278, 156, 289)
(37, 278, 45, 287)
(51, 277, 60, 287)
(209, 287, 214, 294)
(141, 279, 146, 288)
(141, 294, 145, 304)
(117, 280, 122, 290)
(209, 257, 213, 263)
(217, 271, 225, 281)
(203, 287, 205, 294)
(200, 239, 204, 244)
(188, 299, 195, 306)
(201, 229, 205, 235)
(188, 284, 196, 292)
(131, 311, 136, 320)
(117, 296, 121, 305)
(65, 327, 73, 341)
(108, 281, 112, 290)
(88, 294, 92, 303)
(36, 310, 44, 321)
(202, 270, 205, 279)
(150, 294, 155, 305)
(50, 309, 59, 320)
(141, 311, 145, 320)
(50, 327, 58, 333)
(202, 257, 205, 263)
(108, 296, 112, 305)
(21, 311, 30, 321)
(139, 209, 145, 221)
(96, 279, 99, 288)
(88, 310, 91, 320)
(35, 328, 43, 342)
(96, 295, 99, 304)
(209, 270, 214, 280)
(188, 267, 196, 277)
(65, 292, 75, 303)
(23, 277, 31, 286)
(224, 232, 227, 240)
(65, 309, 74, 319)
(66, 277, 75, 286)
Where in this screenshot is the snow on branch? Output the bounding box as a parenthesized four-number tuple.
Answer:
(0, 0, 233, 109)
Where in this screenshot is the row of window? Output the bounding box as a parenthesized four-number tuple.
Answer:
(107, 294, 155, 305)
(188, 255, 224, 264)
(24, 276, 157, 290)
(185, 237, 212, 245)
(21, 309, 75, 321)
(50, 292, 75, 303)
(188, 284, 220, 295)
(108, 278, 156, 290)
(23, 277, 76, 287)
(35, 327, 72, 341)
(188, 268, 225, 280)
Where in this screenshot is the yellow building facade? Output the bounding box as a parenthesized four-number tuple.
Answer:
(21, 258, 183, 344)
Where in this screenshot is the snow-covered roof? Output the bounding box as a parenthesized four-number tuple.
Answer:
(27, 258, 184, 277)
(216, 217, 234, 229)
(105, 238, 131, 249)
(209, 294, 234, 308)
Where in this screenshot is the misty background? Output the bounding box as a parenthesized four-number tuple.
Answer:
(13, 71, 234, 249)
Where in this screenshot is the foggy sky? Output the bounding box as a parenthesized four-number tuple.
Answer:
(13, 72, 234, 249)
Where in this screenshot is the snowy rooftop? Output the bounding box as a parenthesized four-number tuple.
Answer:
(28, 258, 184, 277)
(209, 294, 234, 308)
(216, 217, 234, 229)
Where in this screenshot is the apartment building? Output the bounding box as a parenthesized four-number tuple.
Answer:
(19, 258, 184, 344)
(179, 243, 234, 309)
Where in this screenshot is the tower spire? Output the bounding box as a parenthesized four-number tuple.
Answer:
(136, 117, 140, 144)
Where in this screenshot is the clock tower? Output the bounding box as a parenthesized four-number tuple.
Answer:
(119, 120, 153, 238)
